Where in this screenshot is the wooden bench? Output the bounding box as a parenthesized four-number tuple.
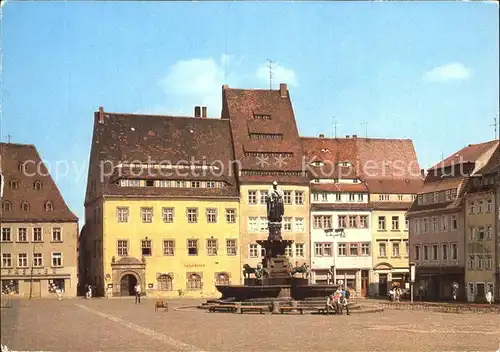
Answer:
(280, 306, 304, 315)
(317, 307, 334, 315)
(155, 300, 169, 312)
(208, 305, 237, 313)
(240, 306, 266, 314)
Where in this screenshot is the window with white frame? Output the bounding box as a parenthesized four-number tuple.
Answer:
(162, 207, 174, 223)
(117, 240, 128, 256)
(33, 253, 43, 267)
(313, 193, 319, 201)
(285, 245, 293, 257)
(18, 253, 28, 267)
(487, 226, 493, 240)
(338, 216, 347, 228)
(379, 242, 387, 257)
(441, 244, 448, 261)
(283, 190, 292, 204)
(469, 201, 475, 214)
(321, 193, 328, 202)
(17, 228, 28, 242)
(349, 243, 358, 256)
(361, 243, 370, 256)
(451, 243, 458, 260)
(52, 228, 62, 242)
(487, 199, 492, 212)
(141, 207, 153, 223)
(116, 207, 129, 223)
(338, 243, 347, 256)
(51, 252, 62, 267)
(248, 190, 257, 204)
(335, 193, 341, 202)
(349, 216, 357, 228)
(414, 219, 421, 234)
(357, 193, 363, 202)
(431, 217, 438, 232)
(226, 239, 237, 256)
(360, 215, 368, 228)
(392, 216, 399, 230)
(249, 244, 259, 258)
(423, 218, 429, 233)
(187, 239, 198, 256)
(392, 242, 400, 257)
(1, 253, 12, 267)
(485, 255, 492, 269)
(313, 215, 332, 229)
(206, 208, 217, 223)
(283, 217, 292, 231)
(314, 243, 332, 257)
(414, 245, 420, 261)
(260, 190, 268, 204)
(295, 243, 305, 257)
(248, 217, 258, 232)
(468, 255, 475, 269)
(187, 208, 198, 223)
(348, 193, 355, 202)
(259, 217, 268, 232)
(378, 216, 386, 231)
(141, 239, 152, 256)
(1, 228, 11, 242)
(206, 239, 218, 256)
(451, 215, 458, 230)
(294, 218, 305, 232)
(432, 244, 438, 260)
(225, 209, 236, 223)
(423, 245, 429, 260)
(441, 215, 448, 232)
(163, 240, 175, 256)
(295, 191, 304, 205)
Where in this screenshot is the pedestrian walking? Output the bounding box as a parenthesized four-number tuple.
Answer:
(134, 283, 141, 304)
(485, 290, 492, 304)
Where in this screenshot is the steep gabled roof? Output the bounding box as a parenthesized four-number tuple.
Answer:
(0, 143, 78, 222)
(430, 140, 498, 170)
(222, 84, 309, 185)
(89, 109, 239, 198)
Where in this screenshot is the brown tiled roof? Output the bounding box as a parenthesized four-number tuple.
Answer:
(0, 143, 78, 222)
(364, 178, 423, 194)
(311, 183, 368, 193)
(430, 140, 498, 170)
(222, 85, 309, 185)
(311, 203, 372, 211)
(369, 202, 413, 211)
(89, 110, 239, 199)
(417, 177, 463, 194)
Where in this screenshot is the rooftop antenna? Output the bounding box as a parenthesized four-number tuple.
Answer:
(361, 121, 368, 138)
(491, 116, 498, 140)
(6, 134, 11, 143)
(333, 116, 338, 138)
(266, 59, 274, 90)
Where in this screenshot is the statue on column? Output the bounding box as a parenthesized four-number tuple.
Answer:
(266, 181, 284, 223)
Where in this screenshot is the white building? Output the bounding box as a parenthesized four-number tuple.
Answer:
(309, 178, 372, 295)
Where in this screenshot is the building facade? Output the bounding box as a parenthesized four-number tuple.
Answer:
(222, 84, 311, 272)
(81, 107, 241, 297)
(0, 143, 79, 298)
(408, 140, 498, 301)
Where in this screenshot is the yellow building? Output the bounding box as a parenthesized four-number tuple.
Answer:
(81, 106, 241, 297)
(222, 84, 311, 269)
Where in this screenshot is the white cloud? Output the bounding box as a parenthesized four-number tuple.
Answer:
(256, 62, 298, 87)
(422, 62, 472, 83)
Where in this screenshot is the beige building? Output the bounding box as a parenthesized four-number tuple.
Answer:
(222, 84, 310, 270)
(0, 143, 79, 298)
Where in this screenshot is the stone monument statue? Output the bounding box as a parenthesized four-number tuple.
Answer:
(266, 181, 284, 240)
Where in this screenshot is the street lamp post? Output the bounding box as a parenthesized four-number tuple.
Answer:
(325, 228, 346, 285)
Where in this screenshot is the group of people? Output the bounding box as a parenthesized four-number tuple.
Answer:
(389, 286, 403, 302)
(48, 283, 63, 300)
(327, 286, 351, 315)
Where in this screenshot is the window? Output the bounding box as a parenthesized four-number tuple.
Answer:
(249, 244, 259, 258)
(451, 243, 458, 260)
(225, 209, 236, 223)
(187, 273, 202, 291)
(349, 243, 358, 256)
(1, 253, 12, 267)
(346, 193, 354, 202)
(478, 200, 484, 213)
(260, 190, 268, 204)
(469, 201, 475, 214)
(379, 243, 387, 257)
(357, 193, 363, 202)
(313, 193, 319, 201)
(206, 239, 218, 256)
(226, 239, 237, 256)
(10, 180, 19, 189)
(283, 191, 292, 204)
(445, 190, 451, 200)
(18, 253, 28, 267)
(51, 252, 62, 267)
(315, 243, 332, 257)
(414, 219, 421, 234)
(117, 240, 128, 256)
(338, 215, 346, 228)
(33, 253, 43, 267)
(360, 216, 368, 228)
(162, 208, 174, 223)
(423, 246, 429, 260)
(487, 199, 493, 213)
(116, 207, 129, 223)
(248, 217, 258, 232)
(33, 228, 42, 242)
(487, 226, 493, 240)
(283, 217, 292, 231)
(141, 207, 153, 223)
(2, 201, 12, 212)
(21, 202, 30, 212)
(141, 239, 152, 256)
(259, 217, 268, 232)
(432, 245, 438, 261)
(451, 215, 458, 230)
(323, 243, 332, 256)
(361, 243, 370, 256)
(206, 208, 217, 223)
(397, 195, 403, 201)
(163, 240, 175, 256)
(313, 215, 332, 229)
(285, 245, 293, 257)
(335, 193, 341, 202)
(1, 228, 11, 242)
(477, 256, 484, 270)
(206, 181, 216, 188)
(442, 244, 448, 261)
(431, 217, 438, 232)
(295, 243, 305, 257)
(392, 216, 399, 230)
(414, 245, 420, 261)
(187, 239, 198, 256)
(468, 255, 475, 269)
(175, 180, 185, 188)
(441, 215, 448, 232)
(405, 219, 409, 231)
(51, 228, 62, 242)
(392, 242, 400, 257)
(157, 274, 173, 291)
(423, 218, 429, 233)
(295, 191, 304, 205)
(190, 181, 200, 188)
(45, 201, 53, 211)
(485, 255, 492, 270)
(418, 195, 423, 204)
(216, 273, 230, 286)
(321, 193, 328, 202)
(404, 240, 409, 257)
(294, 218, 305, 232)
(378, 216, 386, 231)
(17, 228, 27, 242)
(248, 190, 257, 204)
(187, 208, 198, 223)
(348, 216, 357, 228)
(433, 192, 439, 203)
(338, 243, 347, 256)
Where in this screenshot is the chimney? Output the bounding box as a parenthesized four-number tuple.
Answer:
(319, 134, 325, 138)
(98, 106, 104, 124)
(194, 106, 201, 118)
(201, 106, 207, 118)
(280, 83, 287, 98)
(352, 135, 357, 138)
(420, 169, 425, 177)
(345, 135, 350, 138)
(222, 84, 228, 90)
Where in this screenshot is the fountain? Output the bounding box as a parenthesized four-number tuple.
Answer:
(214, 181, 338, 307)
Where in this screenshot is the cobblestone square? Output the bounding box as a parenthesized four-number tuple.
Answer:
(1, 298, 500, 352)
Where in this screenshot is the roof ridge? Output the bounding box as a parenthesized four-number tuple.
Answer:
(102, 112, 226, 121)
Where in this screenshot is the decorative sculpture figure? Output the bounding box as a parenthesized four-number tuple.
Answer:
(266, 181, 284, 223)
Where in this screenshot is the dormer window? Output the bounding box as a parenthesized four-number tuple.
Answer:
(34, 181, 42, 190)
(253, 114, 271, 120)
(338, 161, 351, 167)
(45, 201, 53, 212)
(9, 180, 19, 189)
(18, 162, 25, 173)
(353, 179, 359, 183)
(313, 179, 320, 183)
(2, 201, 12, 212)
(312, 161, 324, 167)
(21, 202, 30, 212)
(320, 148, 330, 153)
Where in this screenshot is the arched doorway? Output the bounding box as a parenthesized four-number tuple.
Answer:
(120, 274, 137, 296)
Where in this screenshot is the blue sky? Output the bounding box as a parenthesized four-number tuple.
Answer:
(1, 1, 499, 224)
